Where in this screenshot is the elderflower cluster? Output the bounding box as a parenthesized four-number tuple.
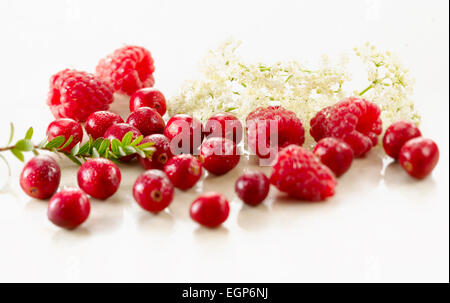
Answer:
(169, 39, 419, 146)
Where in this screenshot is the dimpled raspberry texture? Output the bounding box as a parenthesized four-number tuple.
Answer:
(310, 97, 382, 157)
(47, 69, 114, 122)
(96, 45, 155, 95)
(270, 145, 337, 201)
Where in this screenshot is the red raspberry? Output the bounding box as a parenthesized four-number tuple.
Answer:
(383, 120, 422, 159)
(104, 123, 142, 162)
(126, 107, 165, 136)
(270, 145, 337, 201)
(129, 88, 167, 116)
(20, 155, 61, 199)
(235, 171, 270, 206)
(46, 118, 83, 152)
(48, 188, 90, 229)
(138, 134, 173, 170)
(164, 114, 203, 154)
(199, 137, 240, 175)
(96, 46, 155, 95)
(163, 154, 203, 190)
(190, 192, 230, 228)
(313, 137, 354, 177)
(133, 170, 174, 213)
(77, 158, 121, 200)
(310, 97, 382, 157)
(246, 106, 305, 158)
(204, 112, 243, 144)
(85, 111, 124, 139)
(47, 69, 114, 122)
(399, 137, 439, 179)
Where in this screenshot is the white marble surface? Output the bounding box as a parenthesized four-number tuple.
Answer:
(0, 0, 448, 282)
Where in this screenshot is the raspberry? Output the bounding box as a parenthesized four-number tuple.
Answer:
(163, 154, 203, 190)
(199, 137, 240, 175)
(85, 111, 124, 139)
(246, 106, 305, 158)
(47, 69, 114, 122)
(204, 112, 243, 144)
(20, 156, 61, 200)
(77, 158, 121, 200)
(190, 192, 230, 228)
(383, 120, 422, 159)
(235, 171, 270, 206)
(129, 88, 167, 116)
(270, 145, 337, 201)
(126, 107, 165, 136)
(313, 137, 354, 177)
(48, 188, 90, 229)
(138, 134, 173, 170)
(164, 114, 203, 154)
(46, 118, 83, 152)
(399, 137, 439, 179)
(96, 46, 155, 95)
(310, 97, 382, 157)
(104, 123, 142, 162)
(133, 170, 174, 213)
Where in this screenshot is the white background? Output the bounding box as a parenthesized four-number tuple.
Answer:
(0, 0, 448, 282)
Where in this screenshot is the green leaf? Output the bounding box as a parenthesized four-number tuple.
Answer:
(92, 147, 100, 158)
(117, 146, 126, 157)
(15, 139, 34, 152)
(58, 136, 73, 151)
(130, 135, 144, 146)
(97, 140, 110, 156)
(45, 136, 65, 149)
(32, 149, 39, 156)
(64, 154, 82, 166)
(38, 137, 48, 149)
(135, 149, 145, 158)
(111, 139, 121, 154)
(121, 131, 133, 146)
(124, 146, 136, 154)
(137, 142, 154, 149)
(92, 138, 104, 151)
(71, 142, 81, 156)
(7, 123, 14, 146)
(11, 148, 24, 162)
(0, 153, 11, 176)
(25, 127, 34, 140)
(225, 107, 237, 112)
(76, 142, 90, 156)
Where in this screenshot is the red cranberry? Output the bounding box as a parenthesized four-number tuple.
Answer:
(190, 192, 230, 228)
(199, 137, 240, 175)
(48, 188, 90, 229)
(164, 114, 203, 154)
(126, 107, 165, 136)
(77, 158, 121, 200)
(204, 113, 243, 144)
(133, 170, 174, 213)
(129, 88, 167, 116)
(46, 118, 83, 152)
(20, 155, 61, 199)
(104, 123, 142, 162)
(313, 137, 354, 177)
(383, 120, 422, 159)
(399, 137, 439, 179)
(163, 154, 202, 190)
(235, 171, 270, 206)
(85, 111, 124, 139)
(138, 134, 173, 170)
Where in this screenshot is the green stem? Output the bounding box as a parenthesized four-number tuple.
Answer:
(359, 83, 373, 96)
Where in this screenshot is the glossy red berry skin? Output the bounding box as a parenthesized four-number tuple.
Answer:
(85, 111, 124, 139)
(383, 120, 422, 159)
(46, 118, 83, 152)
(126, 107, 165, 136)
(313, 137, 354, 177)
(399, 137, 439, 179)
(190, 192, 230, 228)
(204, 113, 243, 144)
(47, 188, 90, 229)
(77, 158, 121, 200)
(138, 134, 173, 170)
(199, 137, 240, 175)
(163, 154, 203, 190)
(104, 123, 142, 162)
(133, 170, 174, 213)
(19, 155, 61, 199)
(235, 171, 270, 206)
(164, 114, 203, 154)
(129, 88, 167, 116)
